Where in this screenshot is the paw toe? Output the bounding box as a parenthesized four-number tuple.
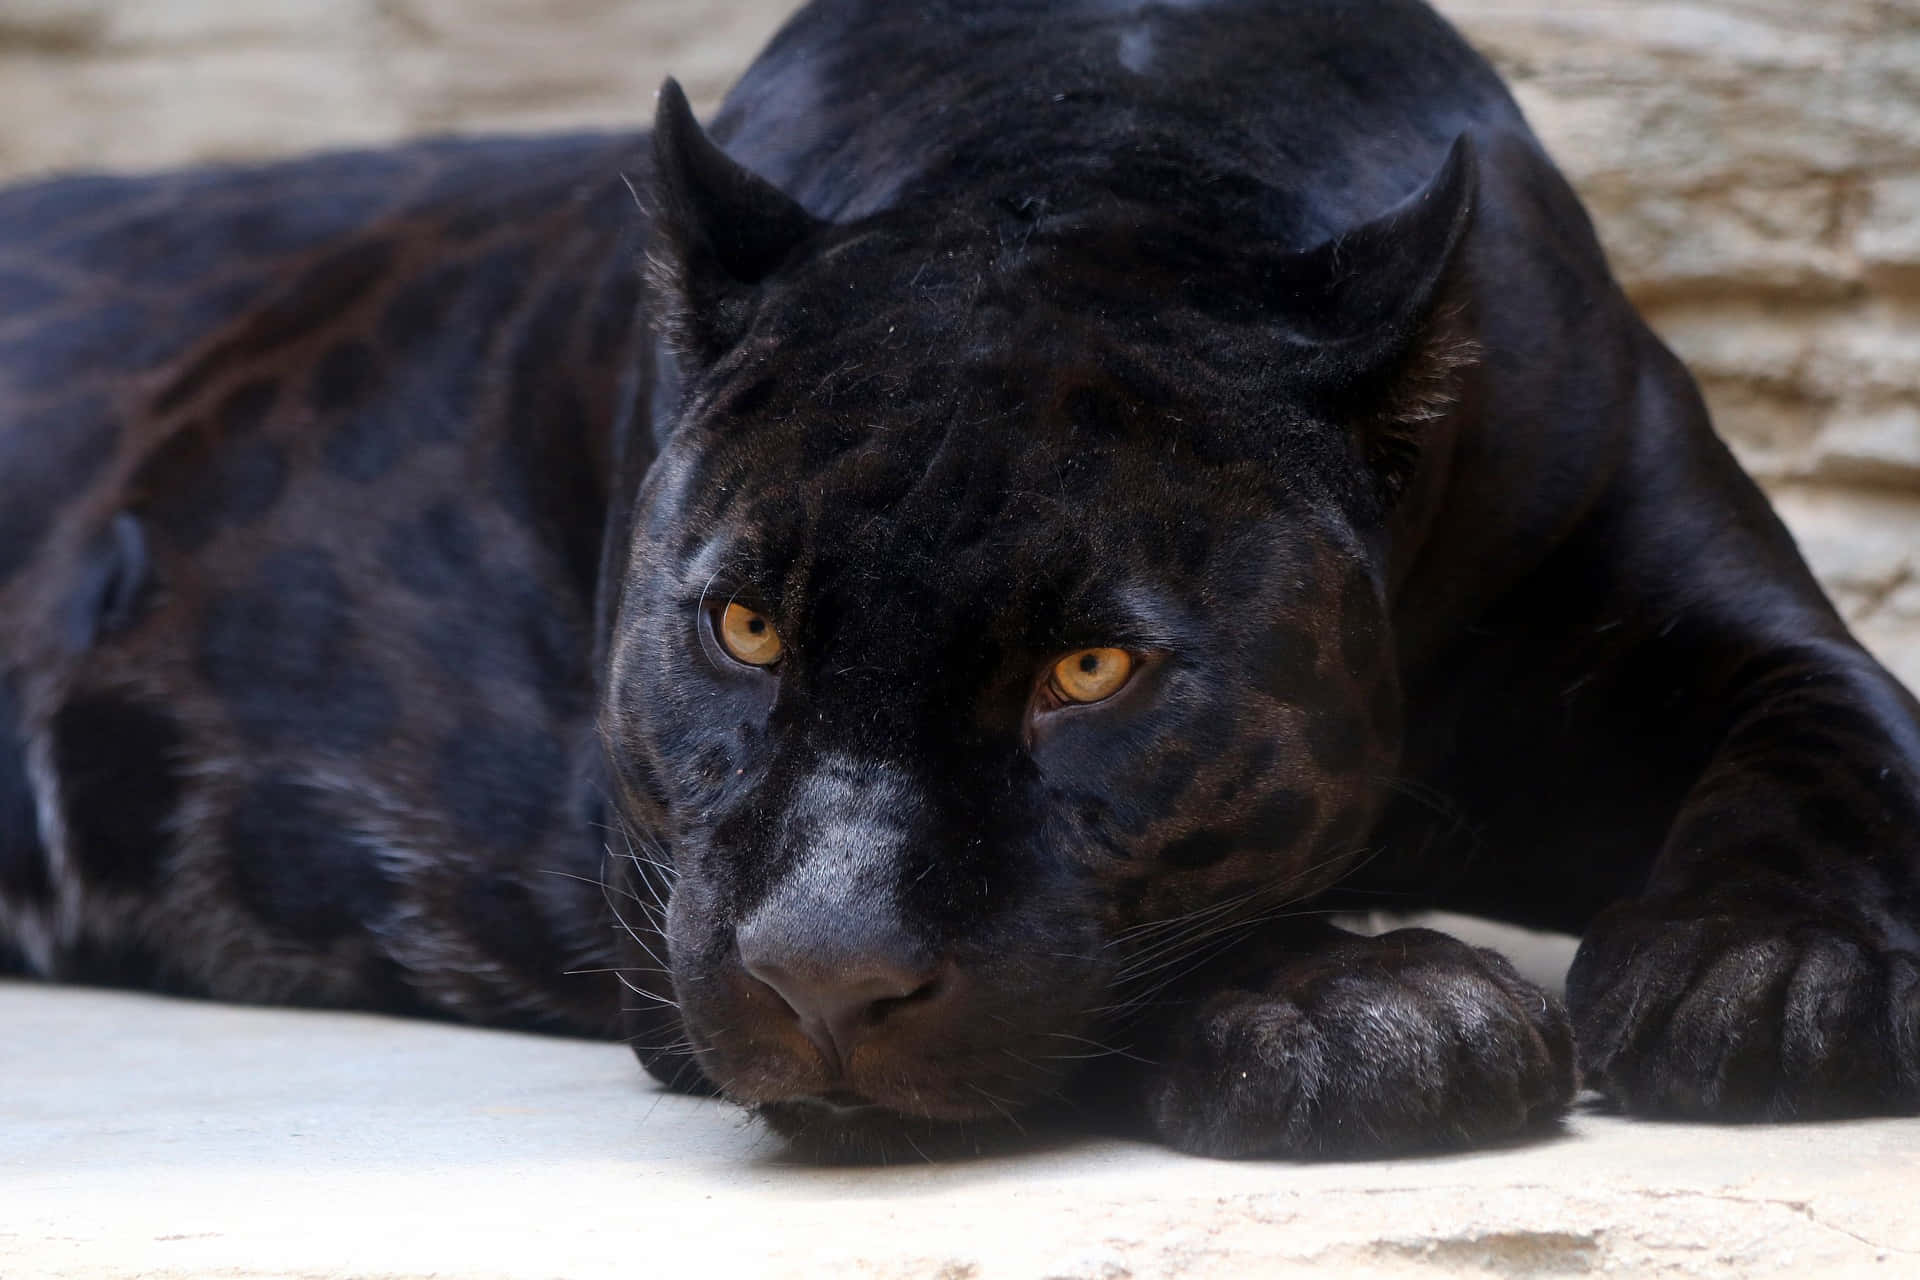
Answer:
(1572, 907, 1920, 1119)
(1146, 933, 1573, 1158)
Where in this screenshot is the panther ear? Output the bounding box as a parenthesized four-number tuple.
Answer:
(1286, 134, 1481, 503)
(647, 78, 824, 365)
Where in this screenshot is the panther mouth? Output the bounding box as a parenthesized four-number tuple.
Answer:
(757, 1094, 1032, 1165)
(807, 1089, 882, 1114)
(778, 1089, 887, 1121)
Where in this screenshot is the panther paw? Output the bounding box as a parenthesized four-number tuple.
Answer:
(1142, 928, 1575, 1158)
(1568, 898, 1920, 1119)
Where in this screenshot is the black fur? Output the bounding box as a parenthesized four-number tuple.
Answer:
(51, 695, 185, 894)
(196, 549, 402, 752)
(61, 515, 151, 652)
(607, 0, 1920, 1157)
(226, 777, 397, 944)
(0, 676, 49, 911)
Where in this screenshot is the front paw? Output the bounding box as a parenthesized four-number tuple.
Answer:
(1142, 929, 1574, 1158)
(1568, 897, 1920, 1119)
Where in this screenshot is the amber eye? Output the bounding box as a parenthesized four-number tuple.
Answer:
(1049, 648, 1135, 704)
(715, 602, 784, 667)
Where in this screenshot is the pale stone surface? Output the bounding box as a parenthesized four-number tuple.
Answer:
(0, 0, 1914, 679)
(5, 980, 1919, 1280)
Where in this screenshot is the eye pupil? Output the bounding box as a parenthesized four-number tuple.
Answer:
(748, 619, 765, 634)
(1079, 654, 1099, 673)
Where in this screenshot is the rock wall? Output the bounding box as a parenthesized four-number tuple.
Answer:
(2, 0, 1916, 687)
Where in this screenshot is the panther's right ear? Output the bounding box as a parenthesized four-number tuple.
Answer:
(648, 79, 824, 366)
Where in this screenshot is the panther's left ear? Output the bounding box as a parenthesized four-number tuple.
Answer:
(1288, 134, 1481, 503)
(647, 78, 825, 365)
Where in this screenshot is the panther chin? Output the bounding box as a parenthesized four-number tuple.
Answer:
(756, 1093, 1036, 1165)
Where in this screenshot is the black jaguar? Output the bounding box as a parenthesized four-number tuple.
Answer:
(1, 0, 1915, 1160)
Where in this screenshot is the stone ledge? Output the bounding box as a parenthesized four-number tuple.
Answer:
(5, 980, 1916, 1279)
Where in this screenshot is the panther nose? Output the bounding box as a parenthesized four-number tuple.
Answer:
(737, 925, 942, 1074)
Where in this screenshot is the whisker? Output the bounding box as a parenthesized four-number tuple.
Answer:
(1106, 837, 1390, 991)
(623, 1035, 702, 1056)
(1031, 1031, 1155, 1065)
(969, 1083, 1026, 1130)
(615, 971, 680, 1009)
(537, 866, 648, 905)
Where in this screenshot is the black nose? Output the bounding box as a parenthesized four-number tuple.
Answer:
(737, 925, 942, 1074)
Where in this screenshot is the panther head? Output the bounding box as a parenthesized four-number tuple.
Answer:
(601, 81, 1479, 1158)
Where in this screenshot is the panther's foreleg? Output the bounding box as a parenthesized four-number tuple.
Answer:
(1116, 923, 1574, 1157)
(1568, 637, 1920, 1118)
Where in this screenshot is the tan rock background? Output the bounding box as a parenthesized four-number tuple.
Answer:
(1, 0, 1916, 688)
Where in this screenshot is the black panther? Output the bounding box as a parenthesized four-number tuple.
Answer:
(1, 0, 1915, 1160)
